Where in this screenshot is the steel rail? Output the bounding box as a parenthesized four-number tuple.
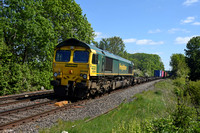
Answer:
(0, 100, 86, 130)
(0, 100, 57, 116)
(0, 99, 31, 107)
(0, 90, 54, 101)
(0, 93, 54, 107)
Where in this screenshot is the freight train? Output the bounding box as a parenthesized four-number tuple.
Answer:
(50, 38, 164, 99)
(154, 70, 168, 78)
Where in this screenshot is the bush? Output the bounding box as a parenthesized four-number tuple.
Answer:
(173, 77, 186, 88)
(0, 62, 52, 96)
(172, 104, 196, 130)
(187, 80, 200, 106)
(132, 79, 200, 133)
(141, 104, 199, 133)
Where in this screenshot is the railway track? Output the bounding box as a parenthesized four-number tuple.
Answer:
(0, 90, 54, 101)
(0, 79, 163, 131)
(0, 100, 57, 116)
(0, 86, 110, 131)
(0, 90, 57, 131)
(0, 100, 58, 130)
(0, 89, 86, 131)
(0, 90, 54, 107)
(0, 99, 85, 130)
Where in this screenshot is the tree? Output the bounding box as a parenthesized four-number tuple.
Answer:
(42, 0, 95, 44)
(95, 36, 126, 57)
(170, 54, 189, 78)
(2, 0, 94, 65)
(128, 53, 164, 76)
(0, 0, 95, 95)
(185, 36, 200, 81)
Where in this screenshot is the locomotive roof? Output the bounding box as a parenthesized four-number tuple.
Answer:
(57, 38, 133, 65)
(56, 38, 91, 49)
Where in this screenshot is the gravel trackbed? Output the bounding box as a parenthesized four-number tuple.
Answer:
(4, 79, 162, 133)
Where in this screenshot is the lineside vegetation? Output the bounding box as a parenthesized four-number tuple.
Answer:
(0, 0, 95, 95)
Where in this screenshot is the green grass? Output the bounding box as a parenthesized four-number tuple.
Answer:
(40, 79, 177, 133)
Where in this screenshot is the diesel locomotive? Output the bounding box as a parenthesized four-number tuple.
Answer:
(51, 38, 134, 98)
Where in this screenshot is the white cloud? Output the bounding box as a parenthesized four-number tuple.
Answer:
(192, 22, 200, 25)
(181, 16, 195, 24)
(123, 38, 136, 43)
(148, 29, 161, 34)
(175, 35, 200, 44)
(94, 32, 103, 39)
(175, 36, 193, 44)
(183, 0, 199, 6)
(136, 39, 164, 45)
(168, 28, 190, 34)
(181, 17, 200, 26)
(124, 38, 164, 45)
(127, 49, 143, 54)
(94, 32, 110, 41)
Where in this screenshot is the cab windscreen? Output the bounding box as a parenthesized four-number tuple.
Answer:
(55, 50, 71, 62)
(73, 51, 89, 63)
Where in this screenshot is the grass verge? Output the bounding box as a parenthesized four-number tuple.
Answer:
(40, 79, 177, 133)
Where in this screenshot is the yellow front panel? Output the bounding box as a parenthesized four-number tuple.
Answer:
(53, 46, 92, 86)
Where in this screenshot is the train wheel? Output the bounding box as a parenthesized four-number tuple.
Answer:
(74, 87, 88, 99)
(53, 86, 68, 99)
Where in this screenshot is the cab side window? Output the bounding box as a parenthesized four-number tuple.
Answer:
(92, 54, 98, 64)
(105, 57, 113, 71)
(128, 66, 133, 74)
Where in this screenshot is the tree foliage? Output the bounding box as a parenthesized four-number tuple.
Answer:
(0, 0, 95, 95)
(187, 81, 200, 107)
(95, 36, 126, 57)
(185, 36, 200, 81)
(42, 0, 94, 43)
(170, 54, 189, 78)
(128, 53, 164, 76)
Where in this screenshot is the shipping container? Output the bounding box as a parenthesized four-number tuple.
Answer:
(162, 71, 164, 77)
(164, 72, 167, 78)
(154, 70, 159, 77)
(154, 70, 162, 77)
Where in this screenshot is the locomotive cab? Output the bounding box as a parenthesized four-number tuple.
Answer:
(51, 39, 95, 98)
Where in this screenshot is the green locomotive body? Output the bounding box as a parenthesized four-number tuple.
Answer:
(51, 38, 134, 98)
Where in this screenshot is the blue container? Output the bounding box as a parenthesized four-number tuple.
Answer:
(154, 70, 162, 77)
(154, 70, 159, 77)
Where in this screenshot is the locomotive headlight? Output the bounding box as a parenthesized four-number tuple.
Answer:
(54, 72, 58, 77)
(83, 74, 87, 79)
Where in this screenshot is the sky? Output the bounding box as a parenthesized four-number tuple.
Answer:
(76, 0, 200, 70)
